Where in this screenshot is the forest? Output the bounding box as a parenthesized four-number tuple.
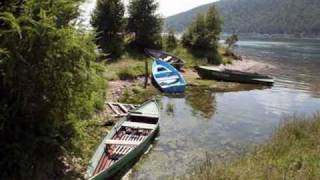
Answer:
(165, 0, 320, 36)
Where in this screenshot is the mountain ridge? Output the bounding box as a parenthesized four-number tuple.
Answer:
(165, 0, 320, 36)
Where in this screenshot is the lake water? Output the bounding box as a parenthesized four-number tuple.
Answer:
(128, 37, 320, 179)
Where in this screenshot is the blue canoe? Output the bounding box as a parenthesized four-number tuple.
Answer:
(152, 59, 187, 93)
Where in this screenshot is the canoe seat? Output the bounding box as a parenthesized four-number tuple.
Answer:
(105, 140, 140, 146)
(157, 75, 179, 85)
(163, 56, 172, 61)
(122, 121, 157, 130)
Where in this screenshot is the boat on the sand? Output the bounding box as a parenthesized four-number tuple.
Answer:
(195, 66, 274, 85)
(145, 48, 185, 70)
(152, 59, 187, 93)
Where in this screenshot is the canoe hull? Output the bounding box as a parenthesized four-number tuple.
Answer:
(87, 100, 160, 180)
(196, 66, 274, 85)
(152, 59, 187, 93)
(145, 49, 185, 70)
(90, 124, 159, 180)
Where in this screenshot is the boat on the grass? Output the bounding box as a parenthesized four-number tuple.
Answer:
(145, 48, 185, 70)
(195, 66, 274, 85)
(152, 59, 187, 93)
(86, 100, 160, 180)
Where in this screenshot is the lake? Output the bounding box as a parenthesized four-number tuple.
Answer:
(128, 37, 320, 179)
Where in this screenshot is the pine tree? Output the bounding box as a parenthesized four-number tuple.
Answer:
(91, 0, 125, 58)
(165, 29, 177, 50)
(127, 0, 162, 50)
(182, 5, 222, 64)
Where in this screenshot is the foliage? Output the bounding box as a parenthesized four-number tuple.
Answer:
(0, 1, 106, 179)
(187, 114, 320, 180)
(182, 5, 222, 64)
(127, 0, 163, 50)
(164, 29, 177, 50)
(91, 0, 125, 58)
(165, 0, 320, 36)
(225, 34, 238, 49)
(168, 45, 207, 68)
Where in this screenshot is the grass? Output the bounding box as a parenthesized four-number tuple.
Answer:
(188, 113, 320, 180)
(104, 56, 151, 81)
(168, 45, 234, 68)
(118, 85, 160, 104)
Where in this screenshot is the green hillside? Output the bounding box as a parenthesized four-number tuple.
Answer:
(165, 0, 320, 36)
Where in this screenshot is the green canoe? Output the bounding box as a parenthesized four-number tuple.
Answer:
(195, 66, 274, 85)
(86, 100, 160, 180)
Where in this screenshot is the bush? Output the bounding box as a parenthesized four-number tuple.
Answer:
(0, 2, 106, 179)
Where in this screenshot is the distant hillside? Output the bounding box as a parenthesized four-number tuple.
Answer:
(165, 0, 320, 36)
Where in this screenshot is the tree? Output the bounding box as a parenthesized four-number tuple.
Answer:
(164, 29, 177, 50)
(182, 5, 222, 64)
(127, 0, 162, 50)
(0, 0, 105, 179)
(91, 0, 125, 58)
(225, 34, 239, 49)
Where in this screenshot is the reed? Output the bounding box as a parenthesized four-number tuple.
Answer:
(188, 113, 320, 180)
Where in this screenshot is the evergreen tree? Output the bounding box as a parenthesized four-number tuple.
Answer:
(182, 5, 222, 64)
(127, 0, 162, 50)
(91, 0, 125, 58)
(165, 29, 177, 50)
(0, 0, 105, 179)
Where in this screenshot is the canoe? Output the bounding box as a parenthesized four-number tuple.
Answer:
(152, 59, 187, 93)
(195, 66, 274, 85)
(145, 48, 185, 70)
(86, 100, 160, 180)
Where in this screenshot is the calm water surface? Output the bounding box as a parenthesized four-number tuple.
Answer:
(77, 1, 320, 178)
(128, 38, 320, 179)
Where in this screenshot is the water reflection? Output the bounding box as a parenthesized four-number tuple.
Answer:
(128, 38, 320, 180)
(185, 87, 216, 119)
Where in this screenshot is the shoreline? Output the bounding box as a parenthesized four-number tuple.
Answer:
(104, 57, 275, 103)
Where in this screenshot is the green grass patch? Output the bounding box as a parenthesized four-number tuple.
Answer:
(119, 85, 160, 104)
(168, 45, 207, 68)
(168, 45, 235, 67)
(219, 47, 233, 65)
(188, 113, 320, 180)
(104, 56, 151, 81)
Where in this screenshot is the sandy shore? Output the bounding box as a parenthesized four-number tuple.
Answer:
(219, 57, 276, 73)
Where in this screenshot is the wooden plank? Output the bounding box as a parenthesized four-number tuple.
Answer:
(105, 140, 140, 146)
(107, 103, 121, 115)
(129, 104, 136, 109)
(118, 104, 128, 113)
(122, 121, 157, 130)
(111, 114, 127, 118)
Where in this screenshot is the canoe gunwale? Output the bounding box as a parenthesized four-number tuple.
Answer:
(87, 100, 160, 180)
(196, 66, 274, 85)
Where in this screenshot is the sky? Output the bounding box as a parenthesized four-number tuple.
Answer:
(79, 0, 219, 27)
(123, 0, 219, 17)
